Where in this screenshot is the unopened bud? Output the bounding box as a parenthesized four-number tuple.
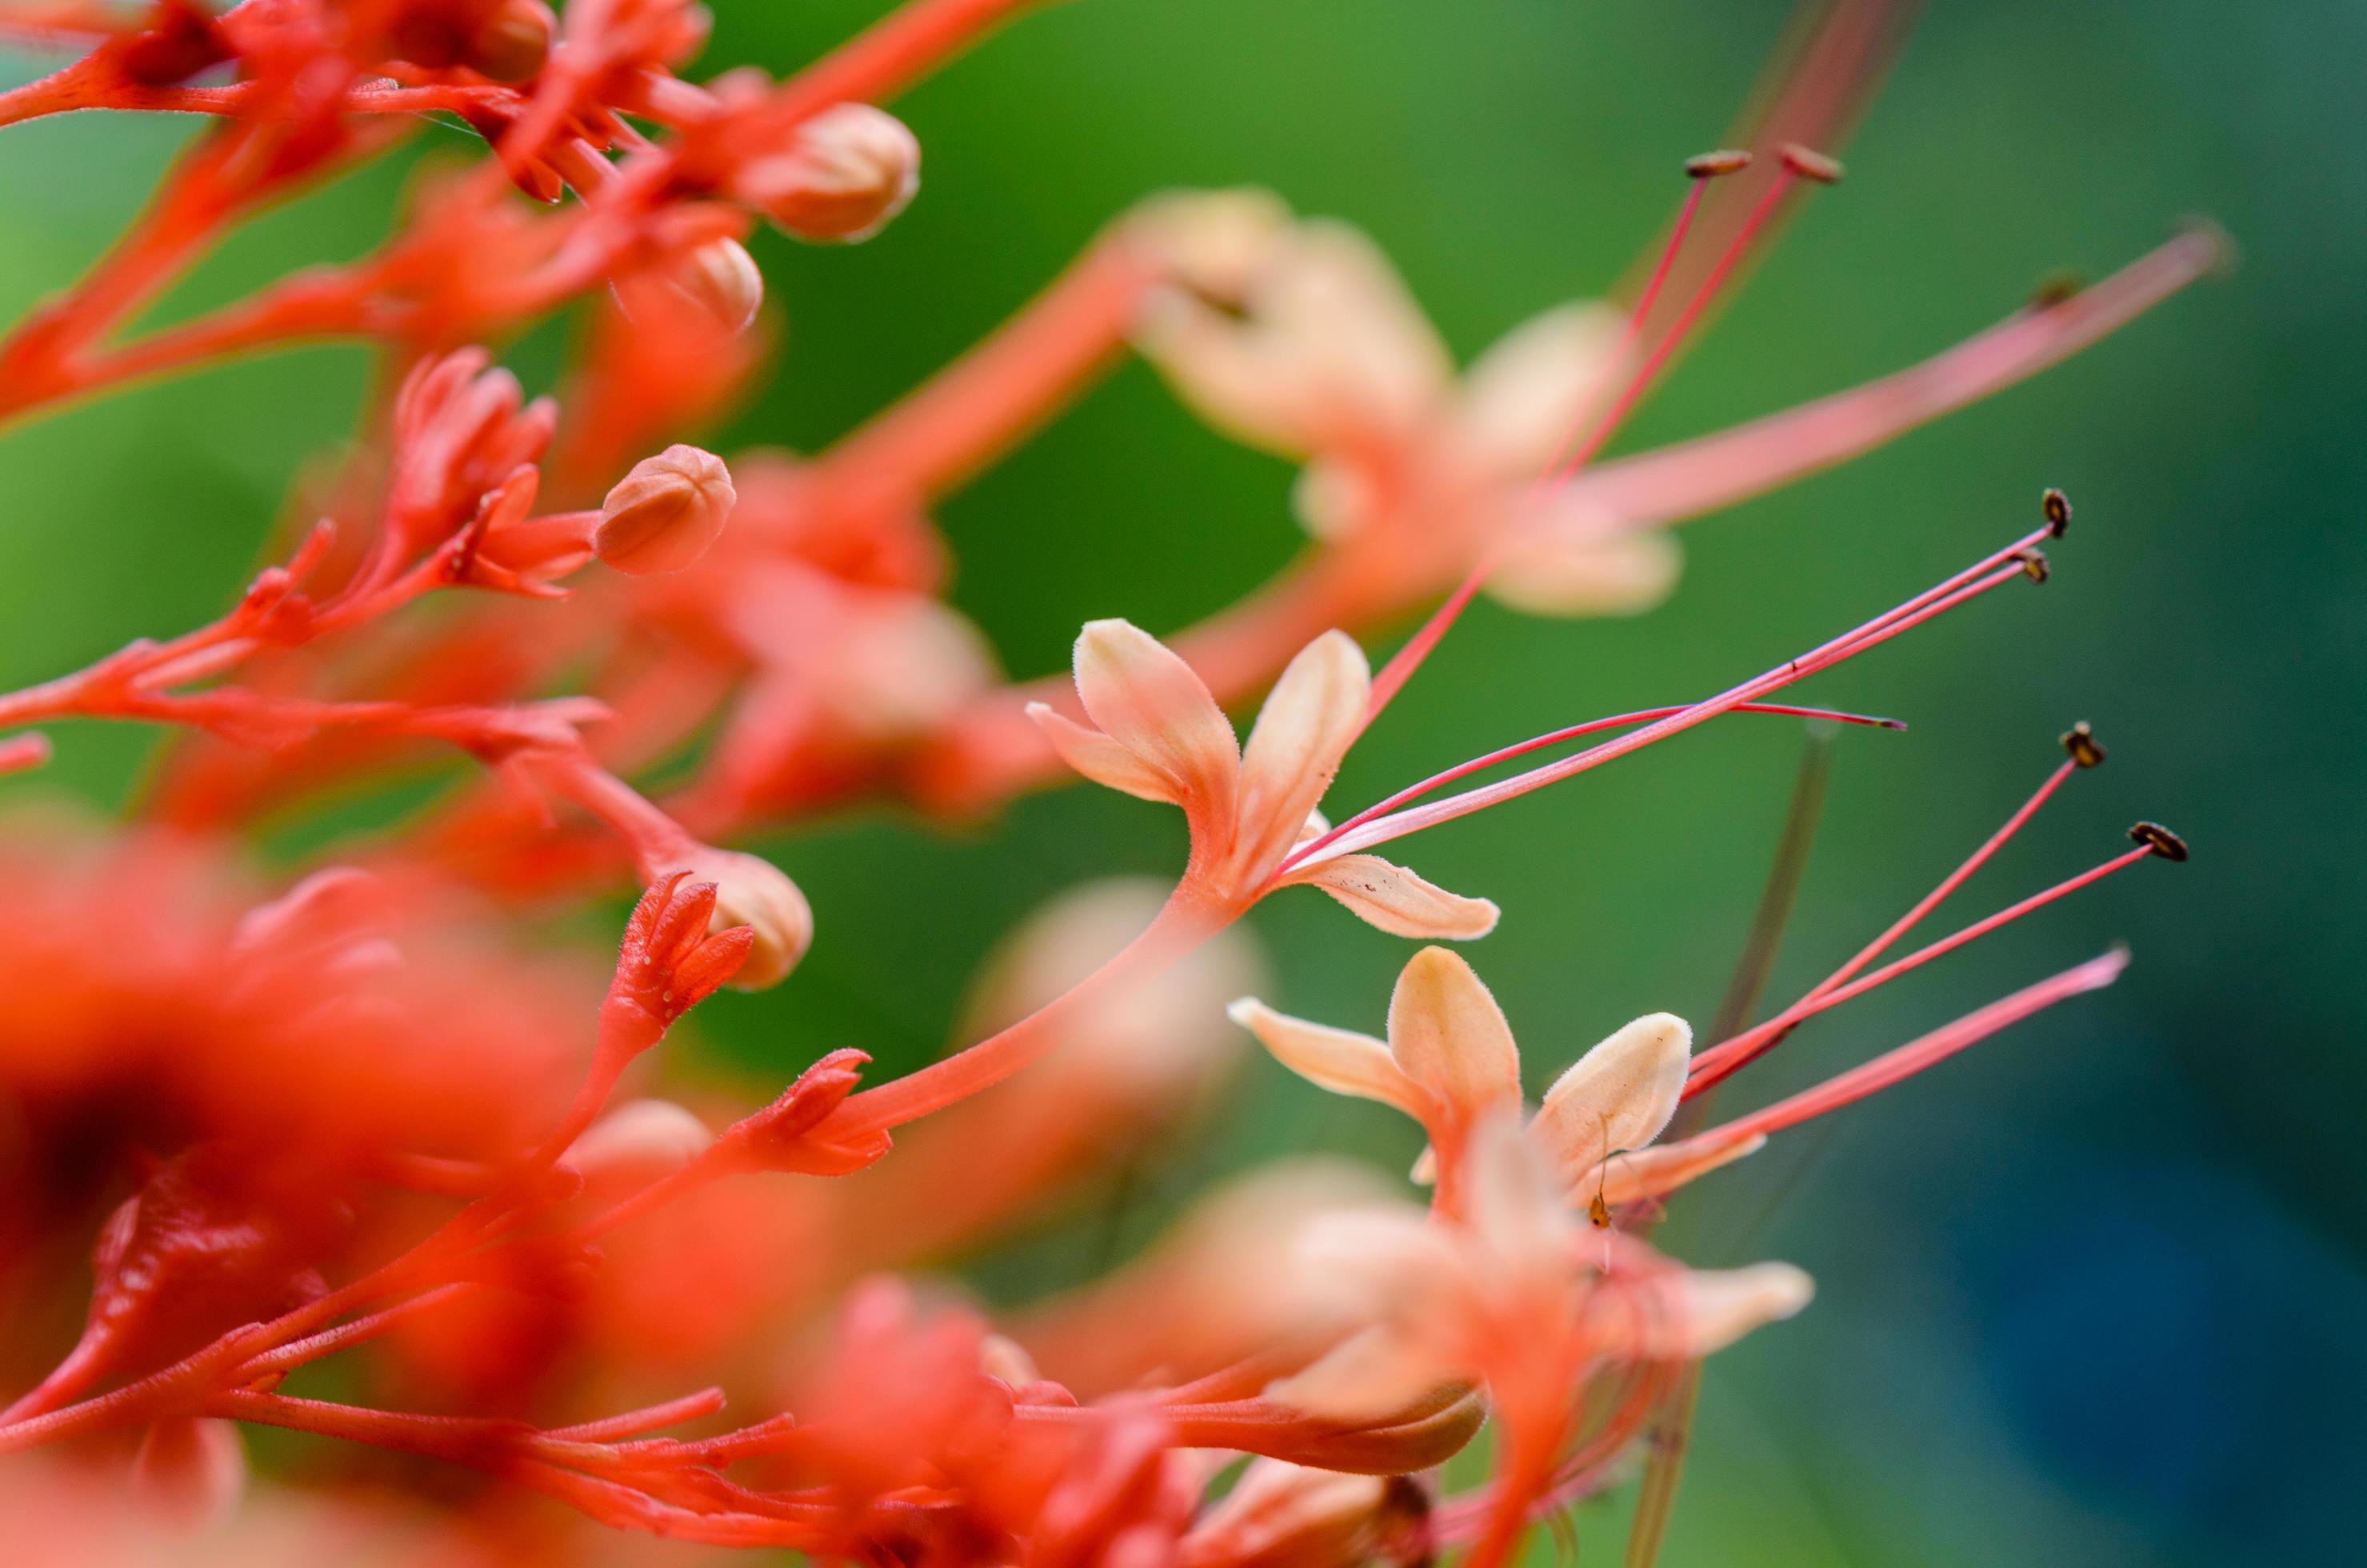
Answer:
(2061, 721, 2106, 769)
(2041, 486, 2073, 537)
(595, 445, 735, 575)
(1685, 149, 1753, 179)
(466, 0, 554, 82)
(2128, 821, 2189, 862)
(672, 846, 812, 988)
(663, 238, 766, 335)
(736, 103, 922, 243)
(132, 1418, 246, 1534)
(1779, 143, 1845, 183)
(565, 1099, 712, 1198)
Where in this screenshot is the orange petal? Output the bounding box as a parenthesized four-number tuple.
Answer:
(1592, 1127, 1766, 1209)
(1026, 702, 1182, 802)
(1530, 1012, 1691, 1177)
(1384, 948, 1521, 1130)
(1228, 998, 1423, 1117)
(1283, 853, 1499, 938)
(1233, 630, 1369, 882)
(1072, 620, 1239, 841)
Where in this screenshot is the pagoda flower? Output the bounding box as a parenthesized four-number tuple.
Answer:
(1229, 945, 1725, 1216)
(1027, 620, 1499, 937)
(1131, 189, 1680, 618)
(1259, 1114, 1811, 1561)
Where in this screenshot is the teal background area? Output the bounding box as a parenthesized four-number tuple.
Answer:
(4, 2, 2361, 1562)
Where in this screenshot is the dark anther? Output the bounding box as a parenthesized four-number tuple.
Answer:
(1685, 150, 1753, 179)
(1779, 144, 1844, 183)
(2061, 722, 2107, 769)
(2016, 547, 2051, 583)
(2128, 822, 2189, 862)
(2041, 488, 2073, 537)
(2029, 271, 2084, 310)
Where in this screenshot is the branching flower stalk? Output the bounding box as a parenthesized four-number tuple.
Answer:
(0, 0, 2212, 1561)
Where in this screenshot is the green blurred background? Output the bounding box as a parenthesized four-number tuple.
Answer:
(5, 1, 2362, 1562)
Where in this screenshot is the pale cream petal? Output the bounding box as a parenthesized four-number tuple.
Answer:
(1228, 998, 1424, 1117)
(1233, 631, 1370, 882)
(1274, 222, 1456, 438)
(1599, 1262, 1814, 1361)
(1455, 302, 1627, 478)
(1531, 1012, 1693, 1178)
(1382, 947, 1522, 1124)
(1294, 1206, 1465, 1309)
(1485, 499, 1682, 619)
(1184, 1460, 1387, 1564)
(1134, 290, 1329, 456)
(1592, 1128, 1767, 1210)
(1459, 1110, 1575, 1277)
(1072, 620, 1240, 838)
(1263, 1326, 1460, 1426)
(1282, 854, 1500, 939)
(1026, 702, 1181, 803)
(1126, 187, 1293, 301)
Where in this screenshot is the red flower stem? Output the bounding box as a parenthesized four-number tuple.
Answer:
(769, 0, 1062, 126)
(812, 234, 1162, 503)
(825, 881, 1225, 1138)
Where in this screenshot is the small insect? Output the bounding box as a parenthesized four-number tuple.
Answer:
(1587, 1112, 1615, 1230)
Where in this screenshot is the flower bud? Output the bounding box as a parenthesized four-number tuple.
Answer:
(735, 104, 922, 243)
(672, 846, 812, 989)
(132, 1418, 246, 1534)
(465, 0, 554, 81)
(595, 444, 736, 575)
(639, 237, 764, 336)
(565, 1098, 712, 1201)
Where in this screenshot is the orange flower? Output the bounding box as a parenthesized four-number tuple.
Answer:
(1028, 621, 1497, 937)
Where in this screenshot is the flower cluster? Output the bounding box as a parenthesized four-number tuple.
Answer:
(0, 2, 2211, 1563)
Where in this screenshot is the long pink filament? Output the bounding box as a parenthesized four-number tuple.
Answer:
(1685, 843, 2156, 1097)
(1293, 532, 2043, 868)
(1701, 947, 2129, 1142)
(1365, 164, 1811, 726)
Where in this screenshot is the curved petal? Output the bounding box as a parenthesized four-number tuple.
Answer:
(1484, 496, 1681, 619)
(1591, 1128, 1765, 1210)
(1233, 631, 1369, 882)
(1227, 998, 1424, 1118)
(1594, 1262, 1814, 1361)
(1269, 221, 1457, 442)
(1384, 948, 1521, 1126)
(1263, 1325, 1461, 1427)
(1283, 854, 1499, 939)
(1531, 1013, 1692, 1178)
(1460, 1109, 1575, 1279)
(1455, 302, 1626, 478)
(1026, 703, 1180, 802)
(1073, 620, 1240, 839)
